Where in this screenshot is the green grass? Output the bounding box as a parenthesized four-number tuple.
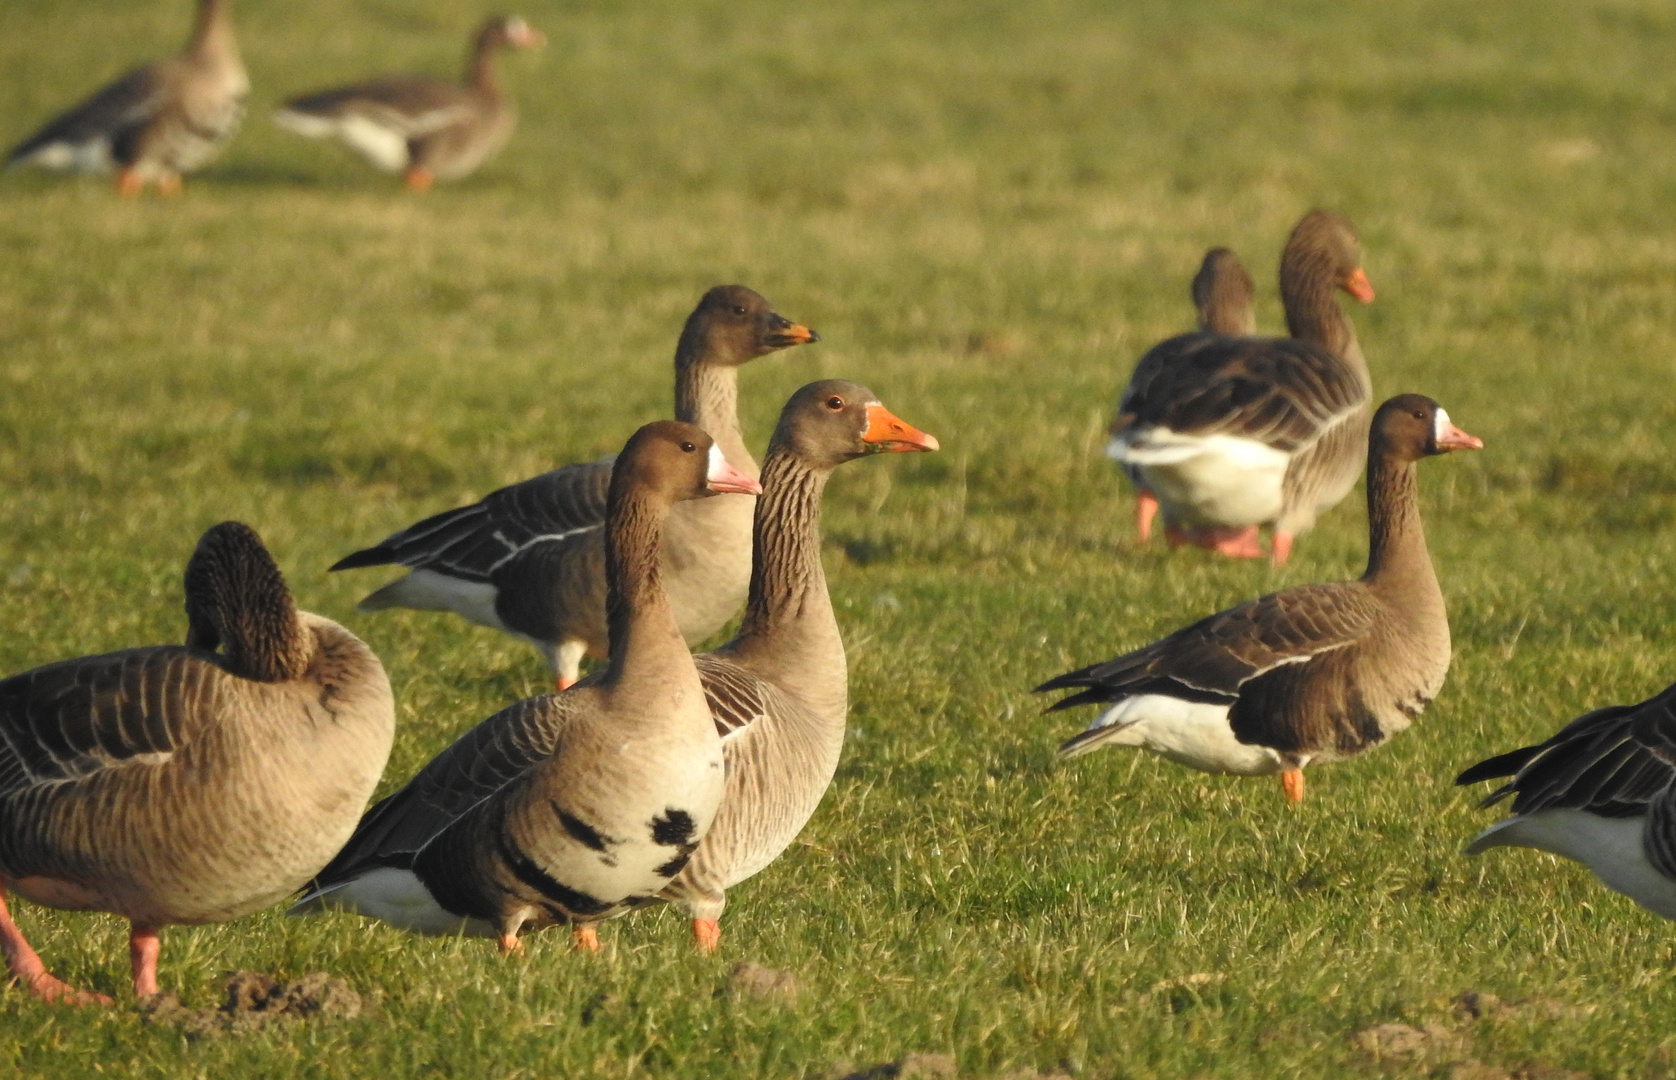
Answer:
(2, 0, 1676, 1075)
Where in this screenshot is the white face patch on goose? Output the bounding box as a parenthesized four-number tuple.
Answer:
(705, 443, 726, 482)
(1433, 407, 1452, 445)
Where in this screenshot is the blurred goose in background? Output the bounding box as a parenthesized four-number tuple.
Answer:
(0, 523, 394, 1003)
(660, 381, 938, 952)
(1042, 395, 1480, 805)
(275, 15, 544, 191)
(293, 424, 759, 954)
(1114, 247, 1257, 543)
(6, 0, 247, 196)
(1458, 683, 1676, 920)
(331, 285, 818, 690)
(1108, 210, 1375, 563)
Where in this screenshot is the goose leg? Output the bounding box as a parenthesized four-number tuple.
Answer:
(155, 173, 183, 198)
(0, 884, 109, 1005)
(404, 167, 434, 193)
(571, 924, 600, 953)
(1280, 769, 1305, 804)
(1271, 532, 1295, 566)
(1166, 526, 1263, 559)
(692, 918, 721, 954)
(128, 922, 161, 998)
(1135, 491, 1160, 543)
(115, 168, 144, 198)
(496, 932, 523, 955)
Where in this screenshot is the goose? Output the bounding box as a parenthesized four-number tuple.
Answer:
(1041, 395, 1480, 804)
(6, 0, 247, 196)
(658, 380, 938, 952)
(1115, 247, 1257, 543)
(274, 15, 544, 191)
(0, 522, 394, 1004)
(331, 285, 818, 690)
(292, 422, 759, 953)
(1457, 684, 1676, 920)
(1108, 211, 1375, 563)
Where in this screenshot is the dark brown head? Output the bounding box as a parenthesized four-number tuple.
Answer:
(477, 14, 545, 52)
(1371, 394, 1484, 464)
(1192, 247, 1257, 336)
(768, 380, 939, 469)
(608, 420, 762, 509)
(1281, 210, 1375, 304)
(183, 521, 310, 683)
(674, 285, 820, 369)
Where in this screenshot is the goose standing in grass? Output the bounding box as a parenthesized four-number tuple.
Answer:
(331, 285, 817, 690)
(659, 380, 938, 952)
(1114, 247, 1257, 543)
(1457, 685, 1676, 920)
(274, 15, 544, 191)
(1041, 395, 1480, 804)
(293, 423, 758, 953)
(0, 523, 393, 1004)
(1108, 210, 1375, 563)
(6, 0, 247, 196)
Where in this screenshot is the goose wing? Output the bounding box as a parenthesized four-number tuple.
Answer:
(695, 655, 771, 741)
(7, 65, 171, 167)
(280, 77, 477, 137)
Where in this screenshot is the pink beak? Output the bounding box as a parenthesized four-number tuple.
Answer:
(1436, 422, 1483, 452)
(705, 451, 762, 495)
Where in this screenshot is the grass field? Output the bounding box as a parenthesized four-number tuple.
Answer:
(3, 0, 1676, 1075)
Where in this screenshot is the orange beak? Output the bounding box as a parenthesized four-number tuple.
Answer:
(1343, 267, 1375, 303)
(862, 403, 940, 453)
(1435, 422, 1483, 452)
(764, 313, 820, 349)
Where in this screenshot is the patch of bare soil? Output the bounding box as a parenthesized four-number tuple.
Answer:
(721, 961, 801, 1004)
(823, 1053, 1071, 1080)
(140, 970, 361, 1040)
(1351, 990, 1593, 1080)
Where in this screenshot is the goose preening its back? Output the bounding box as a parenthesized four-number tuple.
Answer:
(6, 0, 247, 196)
(1042, 395, 1480, 804)
(1108, 211, 1375, 563)
(661, 380, 938, 952)
(275, 15, 544, 191)
(1457, 684, 1676, 920)
(293, 423, 760, 954)
(331, 285, 818, 690)
(0, 523, 394, 1003)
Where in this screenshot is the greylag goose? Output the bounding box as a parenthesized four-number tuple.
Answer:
(1042, 395, 1480, 804)
(0, 523, 393, 1004)
(1115, 247, 1257, 543)
(6, 0, 246, 196)
(660, 380, 938, 952)
(331, 285, 817, 690)
(1108, 210, 1375, 563)
(274, 15, 544, 191)
(293, 423, 759, 954)
(1457, 684, 1676, 920)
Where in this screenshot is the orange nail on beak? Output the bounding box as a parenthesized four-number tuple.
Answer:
(1435, 422, 1483, 452)
(862, 403, 940, 453)
(1343, 267, 1375, 304)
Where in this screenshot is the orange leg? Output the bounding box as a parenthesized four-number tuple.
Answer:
(0, 884, 110, 1005)
(692, 918, 720, 954)
(1135, 491, 1160, 543)
(404, 167, 434, 192)
(1166, 525, 1263, 559)
(128, 923, 161, 998)
(571, 924, 600, 953)
(155, 173, 182, 198)
(115, 168, 144, 198)
(497, 932, 523, 956)
(1280, 769, 1305, 805)
(1271, 532, 1294, 566)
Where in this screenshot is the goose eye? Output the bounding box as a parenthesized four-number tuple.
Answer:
(825, 396, 844, 410)
(731, 305, 747, 316)
(680, 441, 696, 453)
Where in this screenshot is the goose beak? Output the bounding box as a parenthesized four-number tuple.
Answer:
(511, 23, 547, 48)
(1343, 267, 1375, 303)
(863, 403, 940, 453)
(1435, 422, 1483, 452)
(705, 447, 762, 495)
(763, 313, 820, 350)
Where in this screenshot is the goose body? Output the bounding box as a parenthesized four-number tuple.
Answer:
(295, 423, 757, 952)
(275, 16, 542, 190)
(7, 0, 247, 196)
(1109, 211, 1375, 563)
(1458, 685, 1676, 920)
(1044, 395, 1481, 803)
(332, 286, 818, 689)
(0, 523, 394, 1003)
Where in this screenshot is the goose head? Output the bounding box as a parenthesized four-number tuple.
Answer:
(1282, 209, 1375, 304)
(770, 379, 939, 469)
(480, 14, 546, 52)
(678, 285, 820, 368)
(1372, 394, 1484, 464)
(182, 521, 310, 683)
(610, 421, 762, 506)
(1191, 247, 1257, 336)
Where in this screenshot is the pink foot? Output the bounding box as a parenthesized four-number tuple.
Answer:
(1166, 525, 1263, 559)
(692, 918, 720, 954)
(0, 885, 110, 1006)
(1135, 491, 1160, 543)
(1271, 532, 1294, 566)
(497, 932, 523, 956)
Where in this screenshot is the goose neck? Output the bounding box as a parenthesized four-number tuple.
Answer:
(1281, 251, 1365, 369)
(603, 488, 683, 673)
(674, 360, 755, 480)
(187, 0, 239, 64)
(467, 34, 504, 94)
(1362, 453, 1435, 594)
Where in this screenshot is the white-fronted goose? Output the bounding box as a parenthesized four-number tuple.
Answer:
(1042, 395, 1480, 804)
(1114, 247, 1257, 543)
(6, 0, 246, 196)
(1108, 210, 1375, 563)
(657, 380, 938, 952)
(331, 285, 817, 690)
(0, 523, 394, 1003)
(274, 15, 543, 191)
(1457, 684, 1676, 920)
(293, 423, 759, 953)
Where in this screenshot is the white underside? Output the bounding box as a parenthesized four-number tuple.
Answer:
(1467, 810, 1676, 921)
(275, 109, 410, 172)
(20, 138, 115, 174)
(292, 867, 499, 937)
(1069, 694, 1288, 775)
(1109, 432, 1288, 529)
(360, 569, 506, 627)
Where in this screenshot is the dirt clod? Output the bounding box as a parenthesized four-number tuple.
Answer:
(1352, 1021, 1462, 1060)
(140, 970, 361, 1039)
(827, 1052, 959, 1079)
(723, 961, 801, 1004)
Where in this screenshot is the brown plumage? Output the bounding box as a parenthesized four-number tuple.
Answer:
(1044, 394, 1481, 804)
(331, 285, 818, 690)
(7, 0, 247, 196)
(0, 523, 394, 1003)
